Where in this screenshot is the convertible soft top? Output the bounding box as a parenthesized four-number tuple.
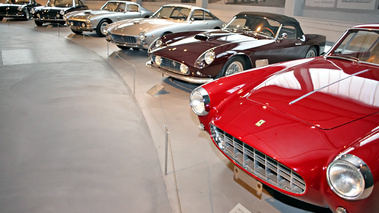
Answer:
(236, 11, 304, 37)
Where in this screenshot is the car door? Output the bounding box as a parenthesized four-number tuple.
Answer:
(249, 24, 309, 65)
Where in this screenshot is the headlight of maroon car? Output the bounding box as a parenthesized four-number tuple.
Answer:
(195, 49, 215, 68)
(327, 154, 374, 200)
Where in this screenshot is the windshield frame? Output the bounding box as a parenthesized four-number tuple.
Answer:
(326, 28, 379, 65)
(223, 15, 283, 39)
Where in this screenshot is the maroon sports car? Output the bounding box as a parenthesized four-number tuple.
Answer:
(147, 12, 326, 84)
(190, 24, 379, 213)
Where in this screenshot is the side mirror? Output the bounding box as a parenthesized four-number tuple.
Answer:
(276, 33, 287, 43)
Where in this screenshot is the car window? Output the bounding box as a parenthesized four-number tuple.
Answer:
(116, 3, 126, 12)
(225, 16, 280, 38)
(5, 0, 30, 4)
(102, 2, 118, 11)
(279, 25, 296, 39)
(204, 11, 215, 20)
(192, 10, 204, 21)
(225, 18, 247, 31)
(75, 0, 82, 6)
(153, 6, 190, 20)
(127, 4, 139, 12)
(331, 30, 379, 64)
(49, 0, 73, 7)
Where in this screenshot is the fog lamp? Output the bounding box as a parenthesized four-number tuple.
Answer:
(139, 32, 146, 41)
(336, 207, 347, 213)
(155, 56, 162, 66)
(180, 64, 189, 75)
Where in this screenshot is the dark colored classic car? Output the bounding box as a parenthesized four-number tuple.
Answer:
(147, 12, 326, 84)
(104, 4, 224, 50)
(31, 0, 88, 26)
(64, 1, 153, 37)
(189, 24, 379, 213)
(0, 0, 40, 20)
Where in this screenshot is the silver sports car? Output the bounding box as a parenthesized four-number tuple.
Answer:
(104, 4, 224, 50)
(64, 1, 153, 37)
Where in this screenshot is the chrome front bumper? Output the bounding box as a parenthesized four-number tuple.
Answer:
(146, 61, 213, 84)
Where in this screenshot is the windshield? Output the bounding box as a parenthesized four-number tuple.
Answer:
(224, 16, 281, 38)
(47, 0, 73, 7)
(5, 0, 30, 4)
(329, 29, 379, 65)
(101, 2, 128, 12)
(152, 6, 191, 20)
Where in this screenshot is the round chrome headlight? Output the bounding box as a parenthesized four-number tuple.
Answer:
(154, 56, 162, 66)
(155, 38, 163, 49)
(60, 10, 65, 16)
(190, 87, 210, 116)
(204, 50, 215, 65)
(18, 6, 23, 11)
(180, 64, 189, 75)
(31, 8, 35, 14)
(195, 49, 216, 69)
(327, 154, 374, 200)
(139, 32, 146, 41)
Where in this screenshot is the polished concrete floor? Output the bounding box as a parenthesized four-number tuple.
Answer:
(0, 20, 332, 213)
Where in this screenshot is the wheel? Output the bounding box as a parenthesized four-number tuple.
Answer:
(96, 19, 110, 37)
(305, 46, 317, 58)
(71, 29, 82, 35)
(35, 20, 43, 26)
(219, 57, 246, 77)
(23, 9, 30, 20)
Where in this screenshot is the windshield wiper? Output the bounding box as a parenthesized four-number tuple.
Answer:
(327, 54, 360, 62)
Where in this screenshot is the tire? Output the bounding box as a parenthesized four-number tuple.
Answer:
(305, 46, 317, 58)
(96, 19, 110, 37)
(23, 9, 30, 21)
(35, 20, 43, 26)
(218, 57, 246, 78)
(71, 29, 82, 35)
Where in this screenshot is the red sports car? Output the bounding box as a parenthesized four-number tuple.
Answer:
(190, 24, 379, 213)
(147, 12, 326, 84)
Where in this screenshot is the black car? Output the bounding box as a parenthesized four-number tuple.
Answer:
(0, 0, 41, 21)
(31, 0, 88, 26)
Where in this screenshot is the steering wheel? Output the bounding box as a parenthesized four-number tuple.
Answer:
(261, 27, 275, 37)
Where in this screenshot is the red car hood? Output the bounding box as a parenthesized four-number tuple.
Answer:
(213, 57, 379, 159)
(246, 57, 379, 129)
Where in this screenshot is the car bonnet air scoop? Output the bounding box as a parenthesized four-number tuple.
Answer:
(194, 32, 210, 41)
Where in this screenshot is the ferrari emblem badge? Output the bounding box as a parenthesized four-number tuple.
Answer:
(255, 119, 266, 127)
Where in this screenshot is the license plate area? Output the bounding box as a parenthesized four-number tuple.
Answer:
(234, 166, 263, 195)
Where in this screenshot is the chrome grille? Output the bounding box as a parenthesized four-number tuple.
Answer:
(69, 21, 85, 27)
(111, 34, 137, 44)
(151, 55, 182, 74)
(210, 124, 306, 194)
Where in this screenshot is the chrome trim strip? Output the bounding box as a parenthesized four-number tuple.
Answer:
(146, 61, 213, 84)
